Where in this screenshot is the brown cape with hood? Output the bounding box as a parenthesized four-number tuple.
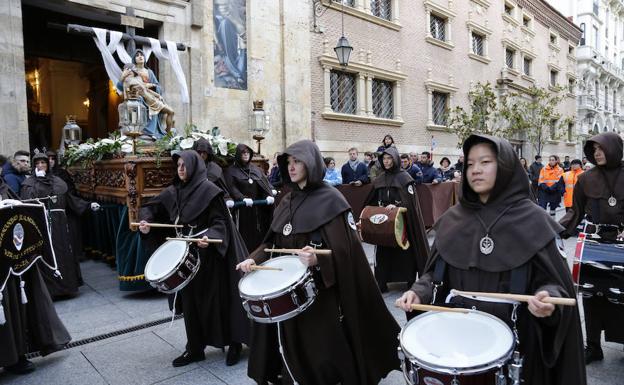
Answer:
(560, 132, 624, 346)
(140, 151, 249, 351)
(365, 147, 430, 288)
(20, 153, 89, 297)
(1, 176, 71, 367)
(193, 138, 230, 197)
(410, 134, 586, 385)
(224, 144, 274, 252)
(247, 140, 400, 385)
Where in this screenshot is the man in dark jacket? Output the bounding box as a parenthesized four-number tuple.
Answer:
(2, 150, 30, 195)
(529, 155, 543, 198)
(341, 147, 370, 185)
(562, 155, 571, 172)
(400, 153, 423, 183)
(416, 151, 441, 184)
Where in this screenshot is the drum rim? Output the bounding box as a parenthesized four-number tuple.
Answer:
(238, 255, 310, 300)
(245, 285, 316, 323)
(149, 256, 201, 294)
(145, 240, 190, 282)
(399, 308, 515, 375)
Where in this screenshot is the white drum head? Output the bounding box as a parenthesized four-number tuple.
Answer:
(145, 240, 188, 281)
(401, 310, 514, 370)
(239, 255, 307, 296)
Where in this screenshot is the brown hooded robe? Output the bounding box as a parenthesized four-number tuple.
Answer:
(366, 147, 431, 289)
(560, 132, 624, 347)
(410, 134, 586, 385)
(246, 140, 400, 385)
(193, 138, 231, 197)
(141, 151, 249, 352)
(224, 144, 274, 252)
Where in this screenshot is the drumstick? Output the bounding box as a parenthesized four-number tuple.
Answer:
(250, 265, 283, 271)
(131, 222, 183, 228)
(166, 237, 223, 243)
(407, 304, 471, 314)
(264, 248, 332, 256)
(452, 290, 577, 306)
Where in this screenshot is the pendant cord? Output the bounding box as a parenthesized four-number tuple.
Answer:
(597, 166, 621, 200)
(474, 203, 516, 236)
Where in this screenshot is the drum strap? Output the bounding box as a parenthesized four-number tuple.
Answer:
(431, 258, 447, 304)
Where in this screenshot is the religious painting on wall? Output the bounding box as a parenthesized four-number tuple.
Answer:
(214, 0, 248, 90)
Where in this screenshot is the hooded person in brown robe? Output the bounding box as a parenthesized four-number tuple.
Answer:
(560, 131, 624, 363)
(365, 146, 430, 292)
(193, 138, 230, 197)
(396, 134, 586, 385)
(139, 151, 249, 367)
(237, 140, 400, 385)
(0, 175, 71, 374)
(224, 144, 275, 252)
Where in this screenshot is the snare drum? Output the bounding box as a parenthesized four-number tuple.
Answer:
(238, 255, 317, 323)
(144, 240, 200, 294)
(398, 310, 515, 385)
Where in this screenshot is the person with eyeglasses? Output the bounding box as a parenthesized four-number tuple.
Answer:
(1, 150, 30, 195)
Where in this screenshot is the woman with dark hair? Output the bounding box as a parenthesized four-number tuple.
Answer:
(0, 175, 71, 375)
(322, 156, 342, 186)
(20, 153, 99, 297)
(520, 157, 530, 175)
(237, 140, 400, 385)
(139, 151, 249, 367)
(396, 134, 586, 385)
(224, 144, 275, 252)
(365, 147, 430, 292)
(437, 156, 456, 181)
(376, 134, 395, 153)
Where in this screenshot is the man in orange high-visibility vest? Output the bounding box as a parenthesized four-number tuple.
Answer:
(562, 159, 583, 212)
(538, 155, 564, 218)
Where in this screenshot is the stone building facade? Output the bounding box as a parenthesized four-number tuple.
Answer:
(548, 0, 624, 137)
(0, 0, 312, 159)
(312, 0, 582, 163)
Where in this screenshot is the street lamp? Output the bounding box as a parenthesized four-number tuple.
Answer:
(248, 100, 270, 156)
(334, 1, 353, 66)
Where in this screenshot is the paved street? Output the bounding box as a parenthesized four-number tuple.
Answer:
(1, 217, 623, 384)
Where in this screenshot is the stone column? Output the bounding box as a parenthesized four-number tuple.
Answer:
(323, 66, 333, 113)
(366, 75, 373, 116)
(357, 73, 366, 115)
(393, 81, 402, 120)
(0, 0, 29, 155)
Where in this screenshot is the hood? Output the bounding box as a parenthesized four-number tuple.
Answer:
(234, 143, 254, 167)
(277, 140, 326, 189)
(584, 132, 623, 170)
(193, 138, 215, 161)
(378, 147, 401, 174)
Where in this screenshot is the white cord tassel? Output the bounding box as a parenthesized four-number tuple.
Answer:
(0, 292, 6, 325)
(20, 279, 28, 304)
(169, 291, 178, 328)
(54, 270, 62, 279)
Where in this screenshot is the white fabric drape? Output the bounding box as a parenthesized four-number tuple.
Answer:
(92, 28, 123, 93)
(147, 37, 190, 103)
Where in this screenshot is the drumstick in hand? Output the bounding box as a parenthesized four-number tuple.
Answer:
(396, 303, 471, 314)
(452, 290, 577, 306)
(131, 222, 183, 228)
(250, 265, 283, 271)
(166, 237, 223, 243)
(264, 248, 332, 255)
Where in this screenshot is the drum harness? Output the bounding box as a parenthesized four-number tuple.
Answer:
(429, 258, 526, 385)
(166, 217, 198, 327)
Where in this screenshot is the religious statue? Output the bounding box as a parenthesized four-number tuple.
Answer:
(118, 49, 175, 137)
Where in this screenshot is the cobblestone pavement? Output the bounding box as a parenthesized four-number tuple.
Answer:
(1, 209, 622, 384)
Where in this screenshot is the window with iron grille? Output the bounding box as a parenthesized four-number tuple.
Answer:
(550, 70, 558, 87)
(472, 32, 484, 56)
(505, 48, 515, 68)
(333, 0, 355, 6)
(432, 91, 449, 126)
(523, 57, 532, 76)
(370, 0, 391, 21)
(568, 123, 573, 142)
(430, 14, 446, 41)
(372, 79, 394, 119)
(330, 70, 357, 114)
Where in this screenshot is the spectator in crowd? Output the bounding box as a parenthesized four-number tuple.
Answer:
(2, 150, 31, 195)
(453, 154, 464, 171)
(562, 155, 571, 172)
(563, 159, 583, 213)
(341, 147, 370, 186)
(409, 152, 419, 166)
(0, 154, 7, 170)
(529, 155, 543, 198)
(417, 151, 441, 184)
(323, 157, 342, 186)
(538, 155, 564, 218)
(519, 157, 529, 175)
(584, 162, 594, 171)
(437, 157, 456, 182)
(268, 151, 282, 188)
(376, 134, 395, 153)
(400, 153, 423, 183)
(364, 151, 382, 181)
